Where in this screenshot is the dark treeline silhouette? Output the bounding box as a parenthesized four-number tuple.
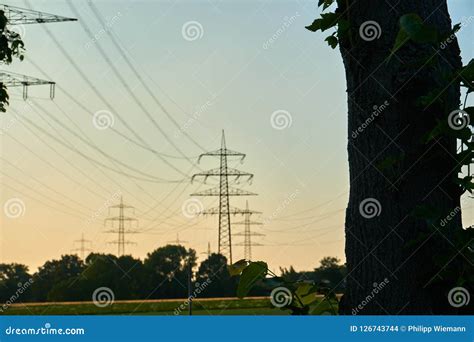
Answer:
(0, 245, 345, 303)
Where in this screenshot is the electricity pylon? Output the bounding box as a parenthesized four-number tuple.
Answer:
(191, 130, 257, 264)
(201, 241, 211, 258)
(0, 71, 55, 100)
(168, 233, 188, 245)
(104, 196, 138, 256)
(234, 201, 264, 261)
(0, 4, 77, 25)
(0, 4, 76, 99)
(71, 233, 92, 260)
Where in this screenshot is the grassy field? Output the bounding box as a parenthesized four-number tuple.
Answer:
(2, 297, 288, 315)
(2, 296, 339, 315)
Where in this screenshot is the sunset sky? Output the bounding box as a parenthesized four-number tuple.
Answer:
(1, 0, 473, 272)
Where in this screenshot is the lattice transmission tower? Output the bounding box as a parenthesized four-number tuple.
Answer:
(104, 197, 139, 256)
(168, 233, 188, 245)
(71, 233, 92, 260)
(191, 130, 257, 264)
(0, 4, 77, 99)
(234, 201, 264, 261)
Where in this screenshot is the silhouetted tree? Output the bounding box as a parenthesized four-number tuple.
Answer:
(144, 245, 196, 299)
(0, 263, 32, 302)
(0, 9, 25, 112)
(309, 0, 465, 313)
(196, 253, 236, 297)
(31, 255, 84, 301)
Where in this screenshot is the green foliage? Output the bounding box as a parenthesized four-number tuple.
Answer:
(0, 9, 25, 112)
(305, 2, 349, 49)
(230, 258, 341, 315)
(236, 261, 267, 298)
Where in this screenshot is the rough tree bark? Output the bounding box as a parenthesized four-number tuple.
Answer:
(336, 0, 463, 314)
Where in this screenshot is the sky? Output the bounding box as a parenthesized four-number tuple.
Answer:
(0, 0, 473, 273)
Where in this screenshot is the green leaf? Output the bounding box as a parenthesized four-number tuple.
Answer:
(318, 0, 335, 10)
(228, 259, 249, 276)
(294, 282, 319, 306)
(399, 14, 437, 43)
(236, 261, 268, 298)
(325, 35, 338, 49)
(306, 12, 340, 33)
(388, 13, 438, 61)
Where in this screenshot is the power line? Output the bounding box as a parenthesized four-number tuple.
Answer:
(34, 20, 193, 178)
(234, 201, 264, 261)
(191, 130, 257, 264)
(65, 1, 201, 169)
(86, 1, 208, 152)
(71, 233, 92, 260)
(28, 99, 184, 183)
(13, 108, 184, 183)
(104, 196, 138, 256)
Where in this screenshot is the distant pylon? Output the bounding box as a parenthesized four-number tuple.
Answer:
(0, 4, 77, 99)
(201, 241, 211, 258)
(168, 233, 188, 245)
(0, 4, 77, 25)
(104, 196, 138, 256)
(191, 130, 257, 264)
(71, 233, 92, 260)
(234, 201, 264, 261)
(0, 71, 55, 100)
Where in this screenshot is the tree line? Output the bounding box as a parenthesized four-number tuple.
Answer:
(0, 244, 346, 304)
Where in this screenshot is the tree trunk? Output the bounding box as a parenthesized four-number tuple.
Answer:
(337, 0, 463, 314)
